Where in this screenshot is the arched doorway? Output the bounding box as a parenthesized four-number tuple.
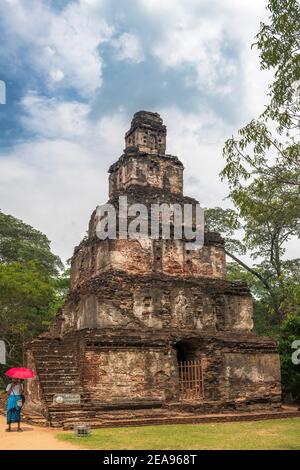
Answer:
(175, 340, 204, 401)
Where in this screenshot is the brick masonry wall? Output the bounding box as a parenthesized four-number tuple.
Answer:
(70, 238, 226, 289)
(109, 153, 183, 197)
(56, 273, 253, 335)
(82, 346, 177, 403)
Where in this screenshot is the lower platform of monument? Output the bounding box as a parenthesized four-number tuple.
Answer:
(23, 327, 284, 428)
(13, 401, 300, 429)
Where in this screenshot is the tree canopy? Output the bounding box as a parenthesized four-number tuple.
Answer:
(0, 211, 63, 276)
(214, 0, 300, 400)
(0, 211, 69, 384)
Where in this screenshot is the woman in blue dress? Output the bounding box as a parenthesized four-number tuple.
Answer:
(6, 379, 24, 432)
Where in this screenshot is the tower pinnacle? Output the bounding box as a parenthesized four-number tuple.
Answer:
(125, 110, 167, 155)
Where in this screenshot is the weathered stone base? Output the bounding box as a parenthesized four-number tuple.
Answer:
(16, 404, 300, 430)
(25, 326, 282, 427)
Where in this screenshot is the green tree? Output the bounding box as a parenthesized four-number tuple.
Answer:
(226, 261, 282, 335)
(218, 0, 300, 321)
(0, 262, 56, 363)
(279, 310, 300, 402)
(0, 211, 68, 382)
(205, 203, 300, 321)
(221, 0, 300, 192)
(0, 210, 63, 275)
(255, 0, 300, 130)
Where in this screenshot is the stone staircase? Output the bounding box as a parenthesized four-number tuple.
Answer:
(30, 334, 83, 424)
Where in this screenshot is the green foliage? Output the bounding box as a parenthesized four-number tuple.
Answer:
(255, 0, 300, 130)
(221, 0, 300, 198)
(205, 207, 246, 256)
(0, 210, 63, 276)
(0, 262, 56, 360)
(279, 310, 300, 402)
(226, 262, 265, 299)
(222, 119, 300, 192)
(0, 211, 69, 386)
(50, 268, 70, 314)
(219, 0, 300, 321)
(205, 204, 300, 319)
(226, 262, 281, 336)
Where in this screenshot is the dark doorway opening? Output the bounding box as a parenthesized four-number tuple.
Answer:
(175, 340, 204, 401)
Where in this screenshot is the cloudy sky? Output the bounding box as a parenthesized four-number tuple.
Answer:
(0, 0, 272, 263)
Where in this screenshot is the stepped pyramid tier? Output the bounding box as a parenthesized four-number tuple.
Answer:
(25, 111, 281, 427)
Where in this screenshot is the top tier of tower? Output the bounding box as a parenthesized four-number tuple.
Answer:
(125, 110, 167, 154)
(108, 111, 184, 199)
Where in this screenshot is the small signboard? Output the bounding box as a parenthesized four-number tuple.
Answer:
(0, 341, 6, 365)
(53, 393, 81, 405)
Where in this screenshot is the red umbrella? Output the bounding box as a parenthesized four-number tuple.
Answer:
(5, 367, 36, 379)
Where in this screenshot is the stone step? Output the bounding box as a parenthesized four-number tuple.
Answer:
(33, 343, 76, 347)
(42, 384, 81, 390)
(38, 375, 79, 380)
(43, 389, 82, 395)
(36, 361, 78, 374)
(40, 374, 80, 379)
(32, 346, 78, 352)
(43, 388, 83, 394)
(33, 347, 76, 352)
(36, 367, 79, 373)
(33, 350, 77, 355)
(60, 410, 300, 430)
(37, 367, 76, 371)
(47, 400, 163, 411)
(49, 411, 172, 421)
(34, 355, 77, 360)
(22, 415, 49, 427)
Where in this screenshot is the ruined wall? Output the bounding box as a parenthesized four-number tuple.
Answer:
(79, 332, 281, 409)
(171, 335, 281, 408)
(223, 296, 253, 331)
(82, 346, 177, 403)
(56, 273, 253, 336)
(109, 153, 183, 197)
(24, 328, 281, 418)
(70, 238, 226, 289)
(223, 352, 281, 405)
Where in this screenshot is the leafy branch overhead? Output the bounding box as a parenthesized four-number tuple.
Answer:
(217, 0, 300, 322)
(255, 0, 300, 130)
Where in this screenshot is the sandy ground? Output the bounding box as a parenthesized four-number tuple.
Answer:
(0, 415, 82, 450)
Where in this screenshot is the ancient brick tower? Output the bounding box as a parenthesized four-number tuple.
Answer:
(25, 111, 281, 427)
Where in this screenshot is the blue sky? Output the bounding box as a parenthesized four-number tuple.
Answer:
(0, 0, 272, 261)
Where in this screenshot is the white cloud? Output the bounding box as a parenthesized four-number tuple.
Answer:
(139, 0, 271, 112)
(50, 69, 65, 83)
(112, 32, 144, 63)
(2, 0, 113, 97)
(0, 0, 280, 264)
(161, 106, 230, 207)
(0, 93, 128, 261)
(20, 92, 91, 140)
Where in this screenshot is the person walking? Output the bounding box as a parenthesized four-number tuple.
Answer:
(4, 367, 35, 432)
(6, 379, 24, 432)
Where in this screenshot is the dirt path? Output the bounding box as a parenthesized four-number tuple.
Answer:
(0, 415, 82, 450)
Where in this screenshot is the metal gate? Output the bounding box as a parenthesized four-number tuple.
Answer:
(178, 360, 204, 400)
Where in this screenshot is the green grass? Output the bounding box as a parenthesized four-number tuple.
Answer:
(56, 418, 300, 450)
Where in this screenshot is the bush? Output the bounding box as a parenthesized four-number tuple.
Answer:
(279, 310, 300, 402)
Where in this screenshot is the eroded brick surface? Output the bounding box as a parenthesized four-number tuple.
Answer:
(25, 111, 282, 426)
